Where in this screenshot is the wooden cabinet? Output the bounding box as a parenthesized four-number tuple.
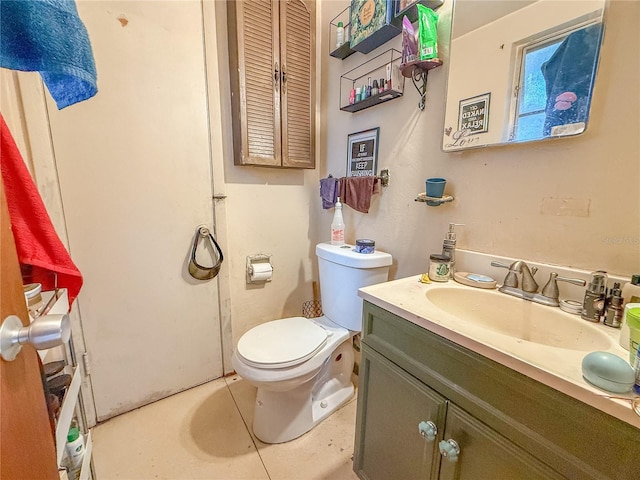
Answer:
(355, 347, 445, 480)
(356, 346, 563, 480)
(228, 0, 315, 169)
(354, 301, 639, 480)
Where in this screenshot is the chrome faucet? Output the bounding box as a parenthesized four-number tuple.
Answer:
(510, 261, 539, 293)
(491, 260, 586, 307)
(491, 260, 538, 293)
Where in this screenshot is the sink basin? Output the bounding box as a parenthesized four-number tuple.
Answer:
(425, 287, 611, 351)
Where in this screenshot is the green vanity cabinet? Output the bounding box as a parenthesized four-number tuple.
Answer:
(354, 301, 639, 480)
(354, 346, 446, 480)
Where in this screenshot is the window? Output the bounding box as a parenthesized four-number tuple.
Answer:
(511, 19, 603, 142)
(513, 39, 563, 141)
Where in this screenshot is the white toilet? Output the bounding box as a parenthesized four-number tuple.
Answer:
(232, 242, 392, 443)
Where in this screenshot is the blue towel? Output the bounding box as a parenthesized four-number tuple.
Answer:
(0, 0, 98, 109)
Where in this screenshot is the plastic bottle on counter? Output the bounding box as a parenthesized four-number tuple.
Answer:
(330, 197, 345, 246)
(622, 274, 640, 306)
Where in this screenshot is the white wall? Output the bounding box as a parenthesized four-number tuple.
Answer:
(318, 0, 639, 281)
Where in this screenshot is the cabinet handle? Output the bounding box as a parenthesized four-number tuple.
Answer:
(439, 439, 460, 463)
(418, 421, 438, 442)
(281, 64, 287, 92)
(274, 62, 280, 92)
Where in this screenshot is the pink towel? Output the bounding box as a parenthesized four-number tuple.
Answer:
(339, 176, 381, 213)
(1, 114, 83, 308)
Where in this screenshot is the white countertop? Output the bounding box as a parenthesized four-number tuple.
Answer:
(359, 275, 640, 429)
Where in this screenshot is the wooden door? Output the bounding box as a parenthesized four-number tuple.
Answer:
(0, 182, 58, 479)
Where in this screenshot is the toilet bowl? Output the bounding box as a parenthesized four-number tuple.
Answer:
(232, 316, 354, 443)
(232, 243, 392, 444)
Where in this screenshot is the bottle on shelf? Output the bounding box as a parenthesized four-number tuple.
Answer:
(336, 22, 345, 48)
(65, 426, 85, 480)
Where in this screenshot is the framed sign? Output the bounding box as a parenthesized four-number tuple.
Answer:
(347, 128, 379, 177)
(458, 93, 490, 134)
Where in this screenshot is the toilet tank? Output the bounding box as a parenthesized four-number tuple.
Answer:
(316, 243, 392, 331)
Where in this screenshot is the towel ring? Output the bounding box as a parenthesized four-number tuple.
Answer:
(188, 225, 224, 280)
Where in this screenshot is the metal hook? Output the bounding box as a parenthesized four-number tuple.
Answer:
(188, 225, 224, 280)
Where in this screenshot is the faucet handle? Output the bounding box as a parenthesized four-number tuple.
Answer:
(540, 272, 587, 302)
(490, 261, 510, 269)
(490, 261, 518, 287)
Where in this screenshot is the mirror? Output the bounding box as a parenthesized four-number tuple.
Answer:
(442, 0, 606, 151)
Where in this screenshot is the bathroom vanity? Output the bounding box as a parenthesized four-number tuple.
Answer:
(354, 277, 639, 480)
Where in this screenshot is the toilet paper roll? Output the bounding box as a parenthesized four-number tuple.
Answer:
(250, 263, 273, 282)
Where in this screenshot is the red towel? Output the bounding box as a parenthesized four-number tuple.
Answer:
(339, 176, 381, 213)
(1, 114, 82, 308)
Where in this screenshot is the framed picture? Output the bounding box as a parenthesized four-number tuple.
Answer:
(458, 93, 491, 135)
(347, 128, 379, 177)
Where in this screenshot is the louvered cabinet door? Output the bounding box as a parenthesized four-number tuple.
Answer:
(229, 0, 281, 166)
(228, 0, 315, 168)
(280, 0, 315, 169)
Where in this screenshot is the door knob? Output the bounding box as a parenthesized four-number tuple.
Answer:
(0, 314, 71, 361)
(439, 439, 461, 462)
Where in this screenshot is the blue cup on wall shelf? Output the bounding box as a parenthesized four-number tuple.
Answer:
(425, 178, 446, 206)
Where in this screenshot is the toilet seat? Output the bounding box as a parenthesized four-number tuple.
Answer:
(237, 317, 329, 369)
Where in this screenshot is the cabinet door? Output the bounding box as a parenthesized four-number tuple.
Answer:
(438, 404, 565, 480)
(228, 0, 315, 168)
(354, 346, 446, 480)
(229, 0, 281, 166)
(280, 0, 315, 168)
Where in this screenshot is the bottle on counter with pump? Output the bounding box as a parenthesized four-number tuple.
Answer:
(442, 223, 464, 275)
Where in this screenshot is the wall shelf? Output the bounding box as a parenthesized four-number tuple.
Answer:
(340, 48, 404, 113)
(329, 6, 356, 60)
(340, 89, 404, 113)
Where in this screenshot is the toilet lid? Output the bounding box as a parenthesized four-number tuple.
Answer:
(237, 317, 329, 368)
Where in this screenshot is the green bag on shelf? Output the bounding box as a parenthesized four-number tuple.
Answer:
(417, 4, 438, 61)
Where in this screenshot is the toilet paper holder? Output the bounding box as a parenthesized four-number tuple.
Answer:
(246, 254, 273, 284)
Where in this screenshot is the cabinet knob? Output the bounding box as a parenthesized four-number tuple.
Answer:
(418, 421, 438, 442)
(439, 439, 460, 463)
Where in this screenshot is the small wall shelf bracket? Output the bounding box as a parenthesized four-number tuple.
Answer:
(400, 59, 443, 111)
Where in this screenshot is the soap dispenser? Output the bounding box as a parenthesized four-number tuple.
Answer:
(442, 223, 464, 273)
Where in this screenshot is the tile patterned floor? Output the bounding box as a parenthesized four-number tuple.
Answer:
(92, 375, 360, 480)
